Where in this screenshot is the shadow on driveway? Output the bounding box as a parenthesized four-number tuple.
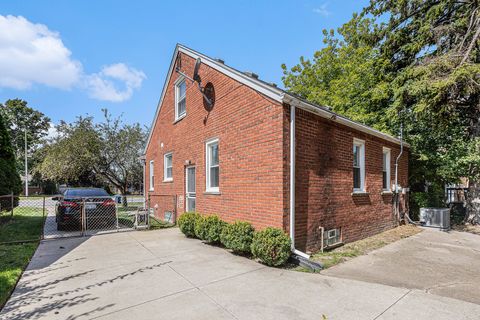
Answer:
(2, 228, 480, 320)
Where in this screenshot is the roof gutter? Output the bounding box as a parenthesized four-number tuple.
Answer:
(283, 94, 409, 148)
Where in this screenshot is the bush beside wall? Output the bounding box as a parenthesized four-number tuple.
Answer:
(179, 213, 291, 266)
(196, 215, 226, 243)
(220, 221, 254, 253)
(251, 227, 291, 267)
(178, 212, 200, 237)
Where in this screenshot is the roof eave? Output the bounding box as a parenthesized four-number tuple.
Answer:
(283, 94, 409, 147)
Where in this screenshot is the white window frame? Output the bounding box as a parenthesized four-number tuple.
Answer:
(164, 152, 173, 182)
(353, 138, 365, 193)
(175, 76, 187, 121)
(205, 138, 219, 193)
(149, 160, 154, 191)
(382, 147, 391, 191)
(323, 228, 342, 248)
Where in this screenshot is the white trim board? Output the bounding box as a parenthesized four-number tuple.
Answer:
(144, 44, 407, 154)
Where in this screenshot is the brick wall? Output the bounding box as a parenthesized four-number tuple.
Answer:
(291, 107, 409, 252)
(145, 53, 286, 230)
(145, 51, 409, 253)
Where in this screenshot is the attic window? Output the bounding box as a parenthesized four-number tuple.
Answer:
(175, 77, 186, 121)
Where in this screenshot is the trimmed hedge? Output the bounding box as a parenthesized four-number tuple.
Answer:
(220, 221, 254, 253)
(251, 227, 291, 266)
(178, 212, 201, 237)
(195, 215, 226, 243)
(194, 215, 208, 239)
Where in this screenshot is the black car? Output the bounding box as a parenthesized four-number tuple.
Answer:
(54, 188, 116, 231)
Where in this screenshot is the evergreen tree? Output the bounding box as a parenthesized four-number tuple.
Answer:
(0, 112, 22, 196)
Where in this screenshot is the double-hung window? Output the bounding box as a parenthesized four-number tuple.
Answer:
(149, 160, 154, 191)
(206, 139, 219, 192)
(175, 77, 187, 121)
(382, 147, 391, 191)
(164, 153, 173, 182)
(353, 139, 365, 192)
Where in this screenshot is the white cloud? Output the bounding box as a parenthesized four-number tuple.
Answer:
(313, 3, 331, 17)
(0, 15, 145, 102)
(0, 15, 82, 89)
(85, 63, 146, 102)
(46, 123, 59, 140)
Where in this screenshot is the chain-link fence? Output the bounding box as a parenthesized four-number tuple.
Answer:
(0, 194, 178, 244)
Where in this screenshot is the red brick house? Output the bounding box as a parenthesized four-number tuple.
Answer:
(143, 44, 408, 254)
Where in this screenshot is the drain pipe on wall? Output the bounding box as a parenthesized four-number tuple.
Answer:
(394, 124, 404, 222)
(290, 105, 310, 260)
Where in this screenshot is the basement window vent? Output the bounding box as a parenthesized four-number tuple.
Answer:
(164, 211, 173, 223)
(323, 228, 342, 248)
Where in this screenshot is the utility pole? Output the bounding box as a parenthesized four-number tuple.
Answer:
(24, 128, 28, 197)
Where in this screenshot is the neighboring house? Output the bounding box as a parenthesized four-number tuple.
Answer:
(143, 44, 408, 253)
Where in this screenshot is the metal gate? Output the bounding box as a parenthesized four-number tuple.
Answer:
(0, 194, 177, 244)
(44, 195, 147, 239)
(0, 194, 149, 243)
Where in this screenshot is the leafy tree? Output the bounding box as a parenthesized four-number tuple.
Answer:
(36, 111, 147, 205)
(282, 16, 391, 131)
(362, 0, 480, 222)
(282, 0, 480, 222)
(95, 110, 146, 204)
(0, 99, 51, 175)
(35, 116, 102, 186)
(0, 112, 22, 196)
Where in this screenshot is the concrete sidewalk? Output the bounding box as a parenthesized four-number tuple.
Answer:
(1, 228, 479, 320)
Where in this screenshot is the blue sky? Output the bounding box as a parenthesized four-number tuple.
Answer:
(0, 0, 368, 128)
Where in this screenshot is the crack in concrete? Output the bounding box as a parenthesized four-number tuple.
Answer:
(372, 289, 412, 320)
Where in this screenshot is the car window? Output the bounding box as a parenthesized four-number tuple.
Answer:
(64, 189, 109, 197)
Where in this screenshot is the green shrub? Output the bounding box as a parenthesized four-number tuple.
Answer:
(220, 221, 255, 253)
(194, 215, 208, 239)
(251, 227, 291, 266)
(178, 212, 201, 237)
(195, 215, 226, 243)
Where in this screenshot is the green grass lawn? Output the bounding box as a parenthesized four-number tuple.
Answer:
(0, 207, 44, 243)
(310, 225, 422, 269)
(116, 209, 174, 230)
(0, 243, 37, 308)
(0, 207, 44, 309)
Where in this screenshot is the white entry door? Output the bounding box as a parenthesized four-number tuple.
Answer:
(185, 166, 196, 212)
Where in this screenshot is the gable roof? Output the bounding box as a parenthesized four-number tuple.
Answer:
(144, 44, 407, 154)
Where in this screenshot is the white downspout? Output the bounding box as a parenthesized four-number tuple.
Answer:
(290, 105, 310, 259)
(394, 124, 404, 222)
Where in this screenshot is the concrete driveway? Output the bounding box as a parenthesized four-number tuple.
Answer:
(1, 228, 479, 320)
(323, 228, 480, 305)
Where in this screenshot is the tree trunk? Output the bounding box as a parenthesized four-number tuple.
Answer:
(465, 181, 480, 224)
(121, 190, 128, 207)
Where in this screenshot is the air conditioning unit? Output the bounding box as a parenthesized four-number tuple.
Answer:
(419, 208, 450, 230)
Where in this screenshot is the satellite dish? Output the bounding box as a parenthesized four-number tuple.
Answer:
(203, 82, 215, 111)
(193, 58, 201, 83)
(175, 56, 213, 108)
